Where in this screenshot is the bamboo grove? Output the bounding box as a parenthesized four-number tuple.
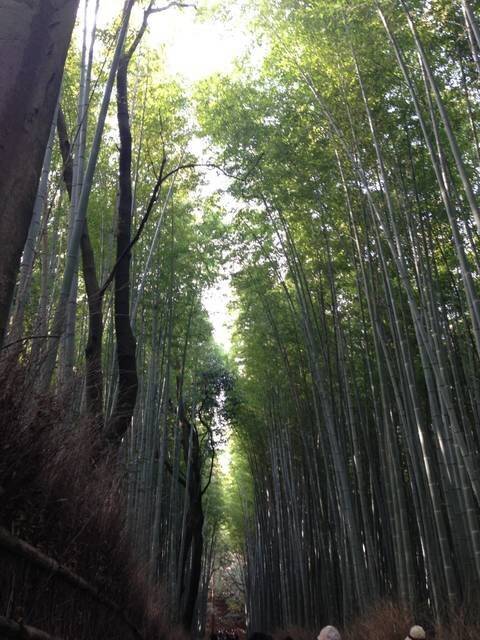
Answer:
(2, 0, 480, 637)
(1, 1, 229, 634)
(196, 0, 480, 631)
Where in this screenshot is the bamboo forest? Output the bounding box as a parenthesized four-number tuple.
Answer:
(2, 1, 480, 639)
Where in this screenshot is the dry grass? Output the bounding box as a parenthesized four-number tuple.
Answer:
(274, 602, 480, 640)
(343, 601, 416, 640)
(0, 356, 177, 640)
(434, 610, 480, 640)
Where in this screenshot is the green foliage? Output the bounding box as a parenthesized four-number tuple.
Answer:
(14, 0, 480, 629)
(194, 0, 480, 628)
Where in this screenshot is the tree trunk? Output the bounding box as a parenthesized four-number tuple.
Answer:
(56, 107, 104, 420)
(38, 0, 135, 389)
(0, 0, 79, 345)
(104, 54, 138, 445)
(179, 397, 205, 632)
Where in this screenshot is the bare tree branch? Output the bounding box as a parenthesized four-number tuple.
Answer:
(98, 154, 167, 297)
(98, 155, 260, 298)
(125, 1, 195, 62)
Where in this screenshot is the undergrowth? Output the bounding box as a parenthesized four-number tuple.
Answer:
(0, 355, 181, 640)
(274, 602, 480, 640)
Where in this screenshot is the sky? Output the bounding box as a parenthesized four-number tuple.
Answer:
(87, 0, 250, 82)
(83, 0, 252, 351)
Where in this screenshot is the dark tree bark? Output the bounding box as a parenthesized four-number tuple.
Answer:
(104, 54, 138, 445)
(178, 396, 205, 632)
(0, 0, 79, 346)
(56, 108, 104, 420)
(100, 2, 194, 447)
